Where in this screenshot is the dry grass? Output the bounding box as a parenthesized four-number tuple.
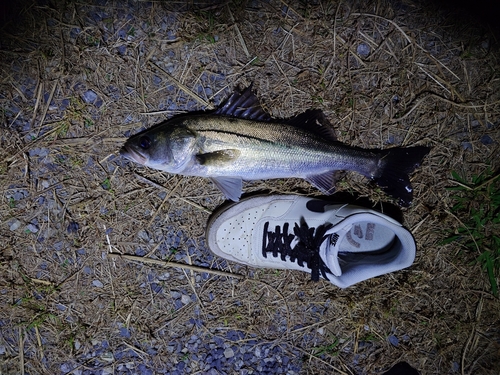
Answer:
(1, 0, 500, 374)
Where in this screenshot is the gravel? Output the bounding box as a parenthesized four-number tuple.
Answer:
(2, 1, 484, 375)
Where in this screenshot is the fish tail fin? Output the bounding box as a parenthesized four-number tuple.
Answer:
(373, 146, 431, 206)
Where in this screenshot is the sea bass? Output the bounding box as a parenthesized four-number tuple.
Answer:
(120, 85, 430, 206)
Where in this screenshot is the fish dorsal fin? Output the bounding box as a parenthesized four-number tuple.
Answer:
(196, 149, 241, 166)
(210, 177, 243, 201)
(285, 109, 337, 142)
(215, 84, 271, 121)
(306, 171, 340, 195)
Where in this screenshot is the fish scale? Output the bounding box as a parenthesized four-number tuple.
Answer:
(189, 117, 375, 177)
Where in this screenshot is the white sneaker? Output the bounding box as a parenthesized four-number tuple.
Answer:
(206, 195, 416, 288)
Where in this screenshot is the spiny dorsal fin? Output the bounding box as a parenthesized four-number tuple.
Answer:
(215, 84, 271, 121)
(285, 109, 337, 143)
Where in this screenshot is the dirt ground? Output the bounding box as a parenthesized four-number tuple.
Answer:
(1, 0, 499, 374)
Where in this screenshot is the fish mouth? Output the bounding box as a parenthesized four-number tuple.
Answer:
(119, 145, 148, 165)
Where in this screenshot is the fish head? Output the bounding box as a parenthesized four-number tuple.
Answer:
(120, 126, 197, 173)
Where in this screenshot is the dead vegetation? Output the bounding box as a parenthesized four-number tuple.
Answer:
(1, 0, 499, 374)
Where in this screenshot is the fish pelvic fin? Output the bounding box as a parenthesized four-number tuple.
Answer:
(373, 146, 431, 207)
(210, 177, 243, 201)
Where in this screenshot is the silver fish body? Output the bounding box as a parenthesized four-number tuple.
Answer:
(120, 86, 430, 206)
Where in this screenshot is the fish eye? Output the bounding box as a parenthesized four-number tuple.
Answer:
(139, 136, 151, 149)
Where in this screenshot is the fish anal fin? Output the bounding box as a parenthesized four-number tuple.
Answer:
(215, 84, 271, 121)
(306, 171, 340, 195)
(196, 149, 241, 166)
(286, 109, 337, 142)
(210, 177, 243, 201)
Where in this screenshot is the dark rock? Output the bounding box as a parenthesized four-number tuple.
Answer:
(382, 361, 419, 375)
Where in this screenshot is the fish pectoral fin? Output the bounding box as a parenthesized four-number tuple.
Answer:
(196, 149, 241, 166)
(306, 171, 340, 195)
(210, 177, 243, 202)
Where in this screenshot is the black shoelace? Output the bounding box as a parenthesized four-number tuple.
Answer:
(262, 219, 334, 281)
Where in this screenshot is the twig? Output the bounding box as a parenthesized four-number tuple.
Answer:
(34, 326, 44, 360)
(417, 65, 450, 94)
(30, 278, 54, 286)
(177, 197, 212, 214)
(350, 13, 411, 44)
(461, 297, 483, 375)
(19, 327, 25, 375)
(138, 110, 183, 116)
(147, 61, 214, 109)
(391, 93, 500, 123)
(227, 5, 250, 59)
(474, 172, 500, 191)
(133, 173, 168, 190)
(291, 345, 351, 375)
(450, 180, 473, 191)
(133, 173, 213, 214)
(30, 82, 43, 129)
(277, 0, 304, 20)
(121, 341, 149, 358)
(445, 209, 480, 255)
(104, 224, 118, 253)
(148, 179, 182, 226)
(272, 54, 294, 107)
(107, 253, 245, 279)
(449, 170, 500, 191)
(37, 79, 59, 135)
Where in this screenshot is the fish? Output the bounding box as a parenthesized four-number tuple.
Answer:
(120, 85, 430, 206)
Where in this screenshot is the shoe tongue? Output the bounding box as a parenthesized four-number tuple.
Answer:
(320, 226, 351, 277)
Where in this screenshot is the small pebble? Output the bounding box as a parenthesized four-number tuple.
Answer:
(181, 294, 191, 305)
(357, 43, 371, 57)
(120, 327, 131, 338)
(224, 347, 235, 359)
(151, 283, 162, 293)
(117, 45, 127, 55)
(92, 280, 104, 288)
(480, 134, 494, 145)
(67, 221, 79, 234)
(9, 219, 22, 231)
(26, 223, 39, 233)
(60, 363, 71, 373)
(82, 90, 98, 104)
(153, 75, 162, 85)
(255, 347, 261, 357)
(461, 141, 472, 150)
(138, 229, 150, 242)
(388, 335, 399, 347)
(13, 191, 25, 201)
(170, 291, 181, 299)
